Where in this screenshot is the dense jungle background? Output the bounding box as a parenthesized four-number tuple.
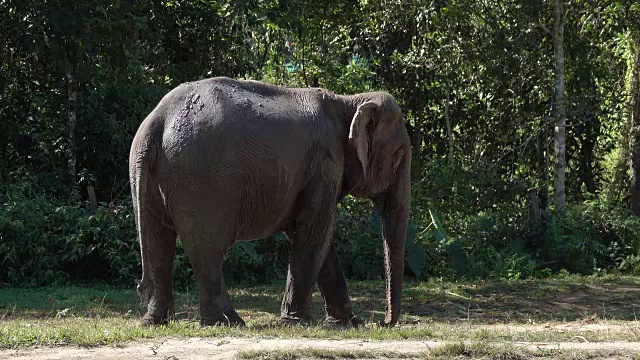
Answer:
(1, 0, 640, 288)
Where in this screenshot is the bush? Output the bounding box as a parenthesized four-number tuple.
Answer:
(0, 185, 389, 287)
(334, 197, 384, 280)
(543, 203, 640, 275)
(0, 179, 290, 288)
(223, 234, 290, 286)
(403, 201, 640, 281)
(0, 181, 139, 286)
(407, 207, 541, 280)
(3, 174, 640, 288)
(0, 184, 68, 285)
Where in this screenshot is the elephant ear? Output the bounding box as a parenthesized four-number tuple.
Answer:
(341, 101, 378, 197)
(348, 102, 378, 178)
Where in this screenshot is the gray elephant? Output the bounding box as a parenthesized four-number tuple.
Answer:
(129, 77, 411, 327)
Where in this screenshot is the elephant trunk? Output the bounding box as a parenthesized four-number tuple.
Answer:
(377, 152, 411, 326)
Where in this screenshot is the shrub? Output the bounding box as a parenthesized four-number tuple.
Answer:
(0, 181, 141, 286)
(543, 203, 640, 275)
(3, 174, 640, 288)
(334, 197, 385, 280)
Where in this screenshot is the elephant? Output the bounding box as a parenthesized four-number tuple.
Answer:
(129, 77, 411, 327)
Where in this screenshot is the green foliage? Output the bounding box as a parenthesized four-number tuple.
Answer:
(0, 180, 137, 286)
(545, 203, 640, 275)
(223, 234, 291, 285)
(402, 199, 640, 281)
(334, 198, 384, 280)
(2, 0, 640, 287)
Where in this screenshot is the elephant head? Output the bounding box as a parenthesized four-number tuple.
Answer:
(342, 92, 411, 326)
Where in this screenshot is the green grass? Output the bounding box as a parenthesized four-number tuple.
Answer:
(236, 348, 420, 359)
(2, 274, 640, 348)
(236, 343, 640, 360)
(428, 342, 638, 360)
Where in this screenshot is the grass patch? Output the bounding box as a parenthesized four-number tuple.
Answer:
(431, 342, 534, 359)
(236, 348, 419, 360)
(1, 274, 640, 348)
(236, 344, 640, 360)
(430, 342, 637, 360)
(4, 318, 640, 348)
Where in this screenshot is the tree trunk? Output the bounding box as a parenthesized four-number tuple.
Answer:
(410, 123, 422, 180)
(553, 0, 566, 215)
(87, 185, 98, 214)
(629, 32, 640, 215)
(445, 81, 454, 161)
(532, 118, 549, 219)
(65, 67, 77, 182)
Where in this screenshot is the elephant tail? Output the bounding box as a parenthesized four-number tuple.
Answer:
(129, 120, 162, 307)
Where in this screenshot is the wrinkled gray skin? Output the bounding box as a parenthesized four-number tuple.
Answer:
(129, 77, 411, 327)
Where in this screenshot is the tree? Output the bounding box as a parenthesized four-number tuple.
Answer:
(553, 0, 566, 215)
(629, 30, 640, 215)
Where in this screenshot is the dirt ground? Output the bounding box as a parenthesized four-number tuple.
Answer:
(4, 334, 640, 360)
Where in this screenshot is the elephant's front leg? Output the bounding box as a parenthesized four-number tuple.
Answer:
(317, 244, 362, 327)
(281, 181, 338, 323)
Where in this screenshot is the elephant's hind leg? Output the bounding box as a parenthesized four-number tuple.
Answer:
(176, 212, 245, 327)
(281, 176, 340, 323)
(317, 244, 362, 327)
(186, 246, 244, 326)
(139, 212, 177, 326)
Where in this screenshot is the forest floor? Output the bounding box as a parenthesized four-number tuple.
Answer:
(1, 275, 640, 359)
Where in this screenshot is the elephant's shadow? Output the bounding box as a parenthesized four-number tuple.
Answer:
(2, 278, 637, 326)
(400, 278, 640, 323)
(171, 281, 392, 325)
(170, 278, 640, 325)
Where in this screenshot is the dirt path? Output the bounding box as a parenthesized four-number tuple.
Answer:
(4, 337, 640, 360)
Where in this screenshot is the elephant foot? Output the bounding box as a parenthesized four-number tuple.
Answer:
(137, 278, 153, 307)
(378, 319, 398, 328)
(324, 313, 363, 328)
(141, 311, 171, 327)
(200, 307, 246, 327)
(280, 311, 313, 326)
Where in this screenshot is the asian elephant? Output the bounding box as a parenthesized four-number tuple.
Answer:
(129, 77, 411, 327)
